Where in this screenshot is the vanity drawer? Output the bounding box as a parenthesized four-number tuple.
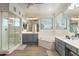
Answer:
(66, 44, 77, 53)
(55, 38, 65, 56)
(66, 44, 72, 49)
(77, 49, 79, 55)
(55, 38, 65, 45)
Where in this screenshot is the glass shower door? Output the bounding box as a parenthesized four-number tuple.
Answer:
(8, 17, 15, 49)
(0, 12, 2, 49)
(8, 12, 21, 49)
(14, 17, 21, 44)
(2, 12, 8, 50)
(0, 12, 21, 50)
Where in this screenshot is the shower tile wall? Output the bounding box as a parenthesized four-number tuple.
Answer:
(2, 12, 8, 50)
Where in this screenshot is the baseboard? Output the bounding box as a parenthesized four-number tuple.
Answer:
(8, 43, 21, 54)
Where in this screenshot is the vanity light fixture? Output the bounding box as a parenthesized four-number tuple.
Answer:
(26, 17, 38, 20)
(9, 17, 15, 20)
(71, 17, 79, 20)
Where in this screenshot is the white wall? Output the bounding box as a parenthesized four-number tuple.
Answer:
(9, 3, 25, 18)
(0, 3, 25, 18)
(0, 3, 9, 11)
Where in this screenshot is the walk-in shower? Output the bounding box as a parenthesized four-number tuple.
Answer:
(0, 11, 21, 54)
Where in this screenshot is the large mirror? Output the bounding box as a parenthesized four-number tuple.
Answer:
(69, 18, 79, 34)
(23, 23, 27, 29)
(22, 20, 39, 32)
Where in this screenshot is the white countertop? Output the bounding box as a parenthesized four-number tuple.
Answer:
(56, 36, 79, 49)
(22, 31, 38, 34)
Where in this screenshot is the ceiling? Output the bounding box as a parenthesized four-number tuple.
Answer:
(64, 3, 79, 18)
(18, 3, 71, 18)
(65, 7, 79, 18)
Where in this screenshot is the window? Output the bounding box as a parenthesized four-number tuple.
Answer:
(56, 14, 67, 30)
(40, 17, 53, 30)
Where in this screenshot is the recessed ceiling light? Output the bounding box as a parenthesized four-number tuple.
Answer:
(75, 3, 79, 7)
(71, 17, 79, 20)
(48, 8, 52, 12)
(9, 17, 15, 20)
(68, 3, 79, 10)
(68, 4, 74, 9)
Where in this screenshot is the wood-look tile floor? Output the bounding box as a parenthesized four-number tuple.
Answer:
(7, 45, 59, 56)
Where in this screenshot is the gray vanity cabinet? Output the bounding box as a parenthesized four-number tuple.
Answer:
(55, 38, 66, 56)
(22, 34, 32, 43)
(33, 34, 38, 42)
(77, 49, 79, 55)
(55, 37, 79, 56)
(66, 43, 77, 54)
(22, 33, 38, 44)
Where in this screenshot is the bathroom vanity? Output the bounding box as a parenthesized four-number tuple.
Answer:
(22, 32, 38, 45)
(55, 37, 79, 56)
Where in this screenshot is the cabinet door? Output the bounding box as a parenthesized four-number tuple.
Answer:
(33, 34, 38, 42)
(27, 34, 33, 43)
(22, 34, 34, 43)
(22, 34, 26, 43)
(22, 34, 28, 43)
(66, 44, 77, 53)
(22, 34, 38, 44)
(55, 38, 65, 56)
